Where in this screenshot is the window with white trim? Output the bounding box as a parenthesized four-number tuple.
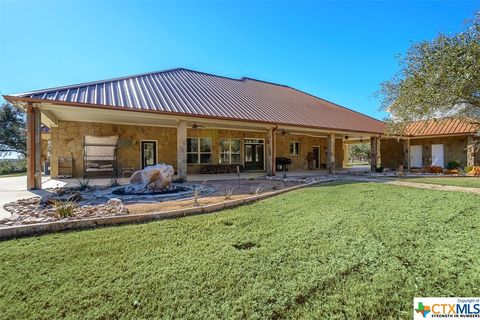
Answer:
(187, 138, 212, 164)
(290, 141, 300, 155)
(219, 139, 241, 164)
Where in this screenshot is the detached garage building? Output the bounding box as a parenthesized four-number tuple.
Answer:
(380, 118, 480, 169)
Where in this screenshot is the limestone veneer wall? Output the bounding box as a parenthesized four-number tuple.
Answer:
(50, 121, 177, 178)
(381, 135, 475, 169)
(410, 136, 468, 168)
(50, 120, 346, 178)
(380, 138, 404, 169)
(275, 133, 344, 169)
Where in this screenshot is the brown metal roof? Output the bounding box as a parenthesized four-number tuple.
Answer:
(405, 118, 480, 137)
(5, 68, 385, 134)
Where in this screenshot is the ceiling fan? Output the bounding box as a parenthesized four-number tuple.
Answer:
(192, 123, 205, 129)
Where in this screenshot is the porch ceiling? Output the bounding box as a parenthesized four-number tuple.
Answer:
(36, 102, 377, 139)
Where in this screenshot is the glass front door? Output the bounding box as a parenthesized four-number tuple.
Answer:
(141, 141, 157, 169)
(244, 140, 264, 171)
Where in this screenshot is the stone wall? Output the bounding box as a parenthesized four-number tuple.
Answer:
(275, 133, 343, 169)
(410, 136, 468, 168)
(50, 120, 345, 178)
(50, 121, 177, 178)
(381, 135, 474, 169)
(380, 138, 404, 169)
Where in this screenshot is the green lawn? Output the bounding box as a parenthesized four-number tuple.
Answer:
(401, 176, 480, 188)
(1, 182, 479, 319)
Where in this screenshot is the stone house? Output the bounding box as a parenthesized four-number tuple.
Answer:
(380, 118, 480, 170)
(4, 68, 385, 190)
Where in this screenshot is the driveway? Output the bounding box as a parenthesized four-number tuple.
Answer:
(0, 175, 53, 219)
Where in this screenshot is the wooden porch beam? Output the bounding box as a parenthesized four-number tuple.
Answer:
(370, 137, 378, 172)
(26, 103, 42, 189)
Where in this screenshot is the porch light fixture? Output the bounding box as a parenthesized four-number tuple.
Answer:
(359, 137, 363, 143)
(344, 135, 349, 141)
(280, 129, 287, 136)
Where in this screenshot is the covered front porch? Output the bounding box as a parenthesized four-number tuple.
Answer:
(23, 102, 380, 190)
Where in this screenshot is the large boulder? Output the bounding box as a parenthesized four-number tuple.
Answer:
(128, 164, 174, 192)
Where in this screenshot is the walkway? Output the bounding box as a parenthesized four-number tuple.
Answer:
(384, 180, 480, 195)
(0, 175, 51, 219)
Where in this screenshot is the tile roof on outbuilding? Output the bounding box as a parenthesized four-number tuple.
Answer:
(5, 68, 385, 134)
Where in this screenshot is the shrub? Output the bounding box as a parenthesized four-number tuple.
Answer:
(109, 177, 121, 187)
(375, 166, 384, 173)
(425, 166, 443, 174)
(75, 178, 91, 191)
(193, 181, 207, 207)
(446, 169, 460, 175)
(446, 161, 461, 170)
(0, 159, 27, 175)
(250, 185, 264, 195)
(464, 166, 474, 173)
(53, 200, 75, 218)
(467, 166, 480, 176)
(224, 186, 234, 200)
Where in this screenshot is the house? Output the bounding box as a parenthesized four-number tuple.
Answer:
(380, 118, 480, 170)
(4, 68, 385, 190)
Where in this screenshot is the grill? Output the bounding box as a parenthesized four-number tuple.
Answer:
(276, 157, 292, 171)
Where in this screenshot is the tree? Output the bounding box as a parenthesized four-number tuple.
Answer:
(0, 101, 26, 156)
(348, 143, 370, 164)
(379, 12, 480, 133)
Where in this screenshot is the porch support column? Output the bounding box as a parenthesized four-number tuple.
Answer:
(326, 133, 335, 174)
(403, 138, 410, 170)
(343, 142, 349, 167)
(176, 120, 187, 181)
(266, 127, 276, 176)
(370, 136, 378, 172)
(26, 103, 42, 190)
(467, 135, 476, 167)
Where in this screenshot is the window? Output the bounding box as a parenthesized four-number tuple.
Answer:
(290, 141, 300, 155)
(220, 139, 241, 164)
(187, 138, 212, 164)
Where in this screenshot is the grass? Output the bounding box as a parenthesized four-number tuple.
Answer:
(0, 172, 26, 178)
(401, 176, 480, 188)
(1, 182, 479, 319)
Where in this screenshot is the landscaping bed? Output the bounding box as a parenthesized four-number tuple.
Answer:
(0, 178, 305, 228)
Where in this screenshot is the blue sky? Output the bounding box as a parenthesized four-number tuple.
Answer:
(0, 1, 477, 120)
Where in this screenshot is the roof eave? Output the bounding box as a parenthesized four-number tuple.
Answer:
(3, 95, 386, 135)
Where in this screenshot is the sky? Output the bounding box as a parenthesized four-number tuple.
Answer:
(0, 0, 478, 121)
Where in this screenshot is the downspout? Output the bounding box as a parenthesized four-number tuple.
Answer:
(272, 125, 278, 176)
